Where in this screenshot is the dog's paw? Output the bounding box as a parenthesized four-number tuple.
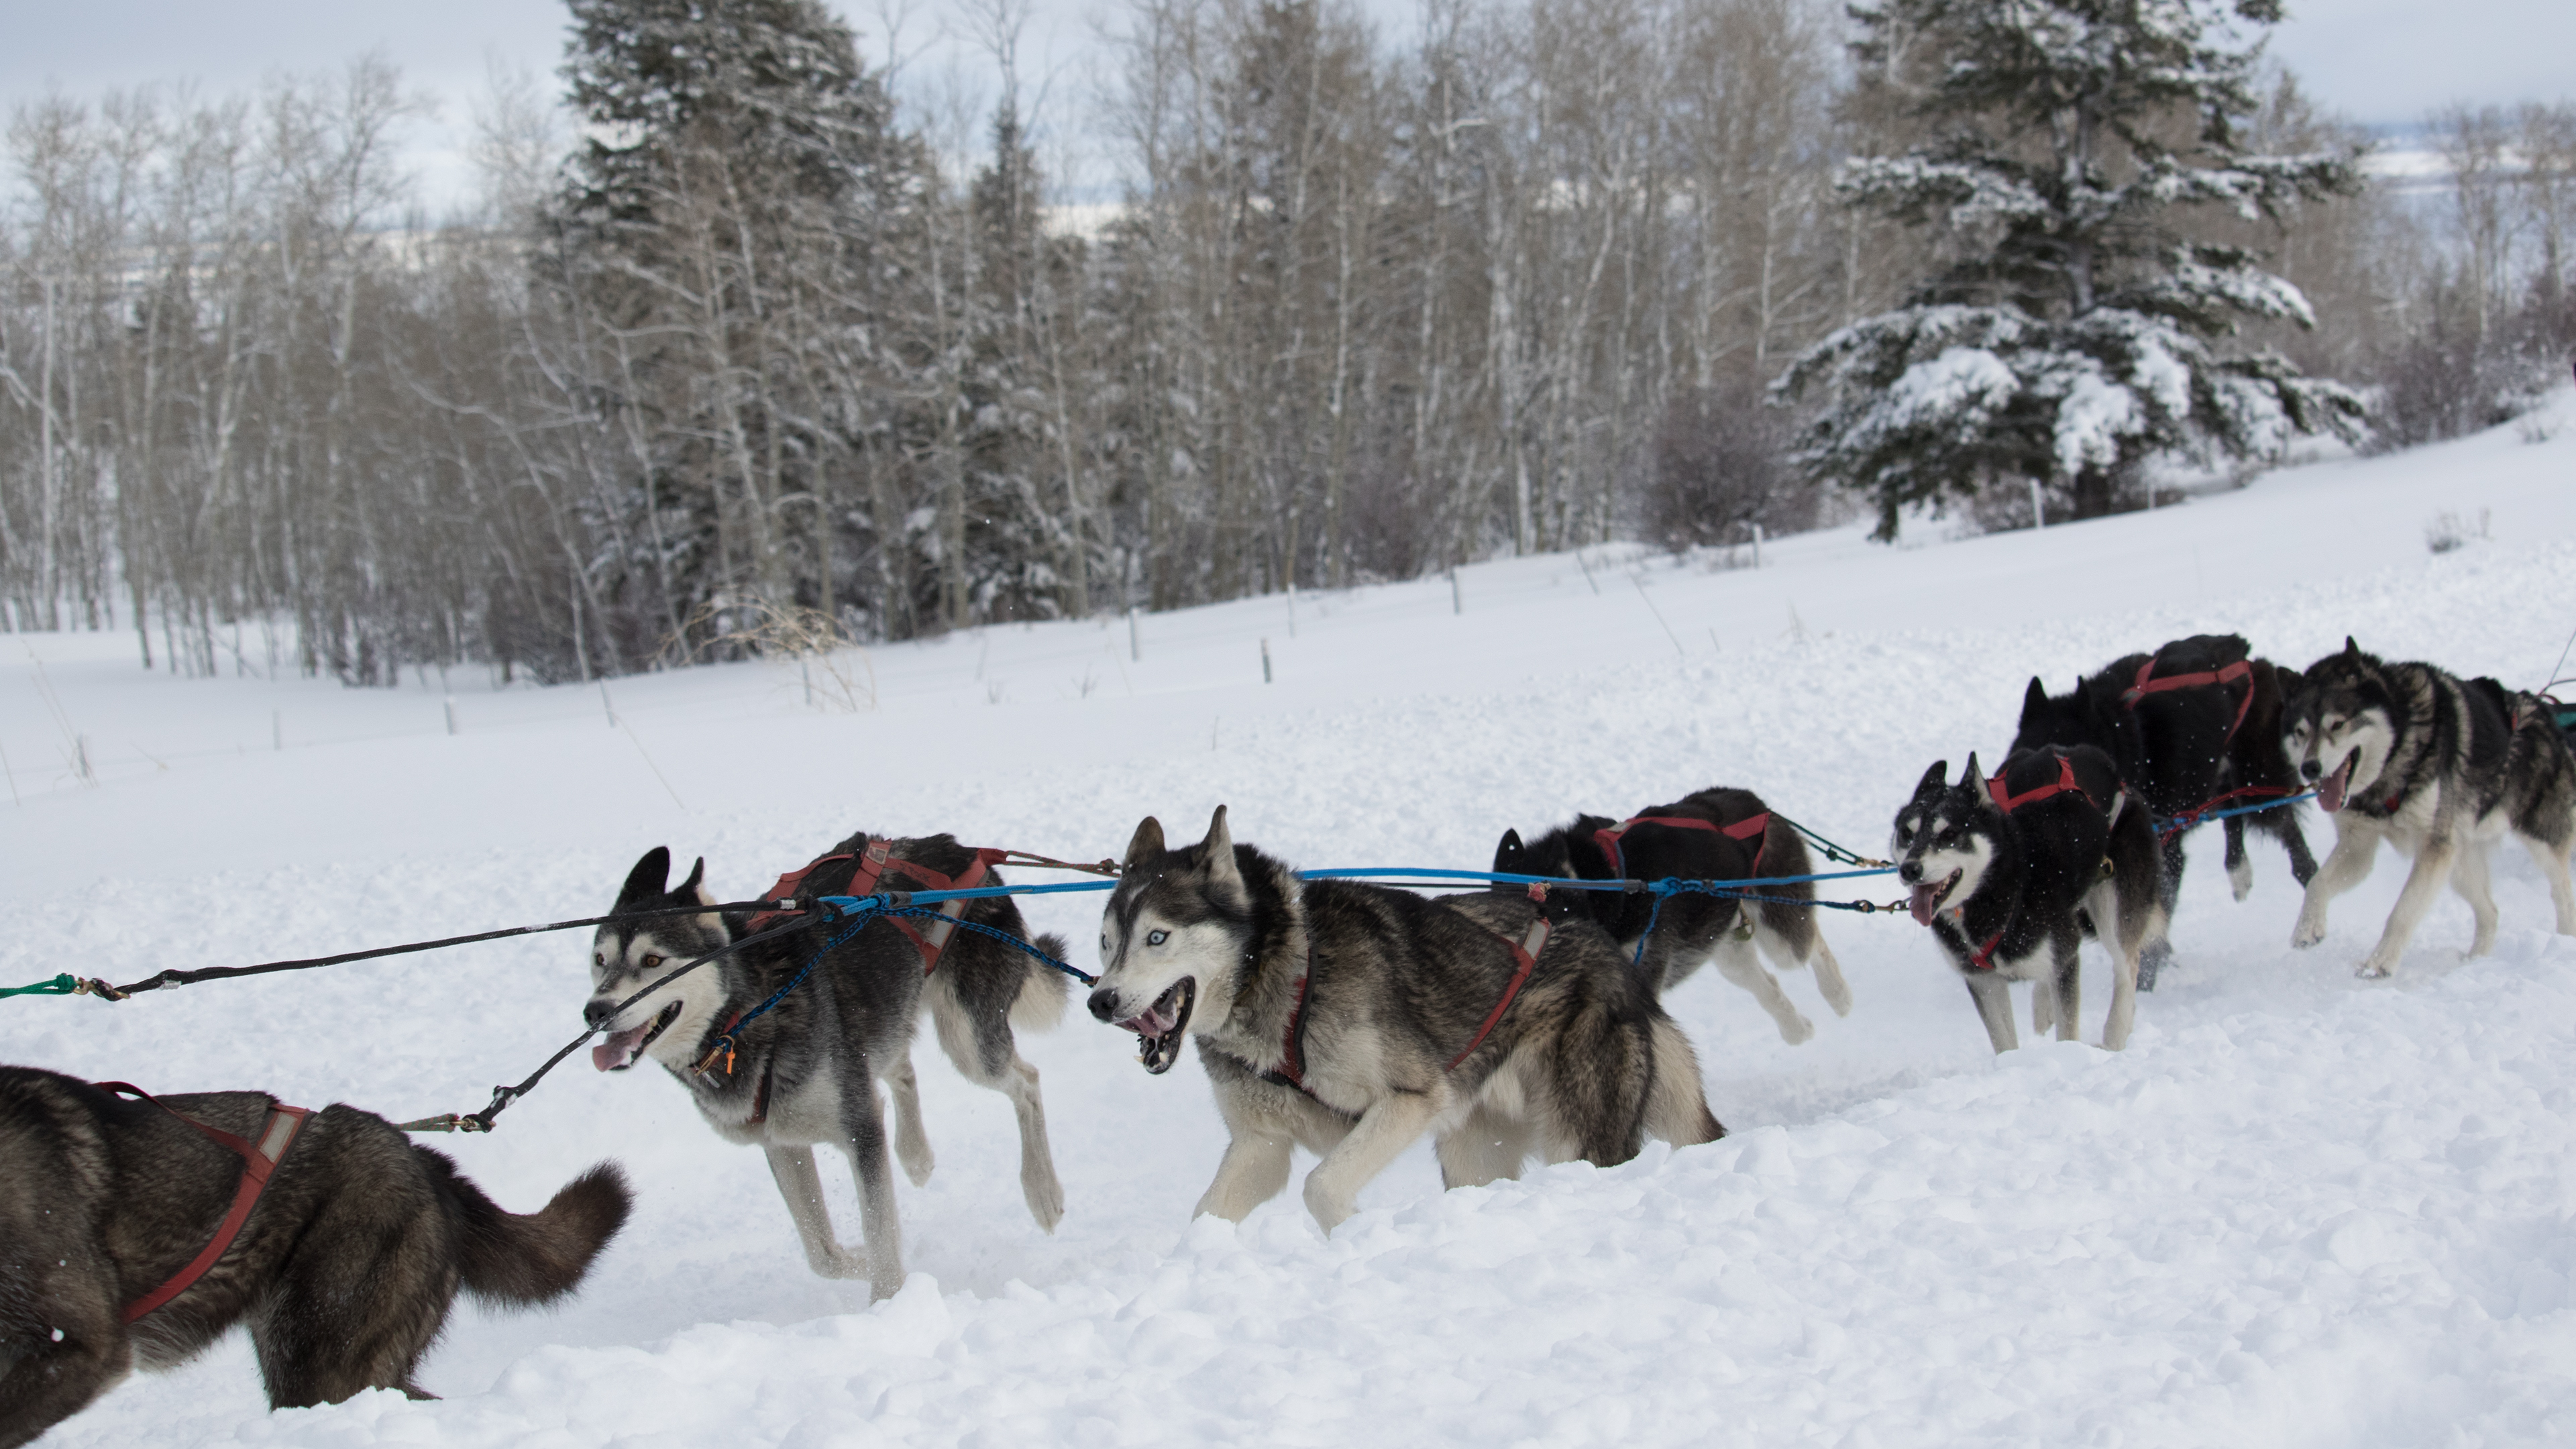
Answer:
(1023, 1168, 1066, 1234)
(2353, 959, 2394, 980)
(896, 1141, 936, 1187)
(2291, 916, 2327, 950)
(2228, 857, 2254, 903)
(1301, 1175, 1356, 1236)
(1775, 1012, 1816, 1046)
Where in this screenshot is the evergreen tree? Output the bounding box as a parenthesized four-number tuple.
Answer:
(1778, 0, 2366, 535)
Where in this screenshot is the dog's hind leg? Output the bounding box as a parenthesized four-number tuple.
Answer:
(1715, 936, 1814, 1044)
(1964, 973, 2019, 1053)
(927, 984, 1065, 1233)
(763, 1145, 872, 1284)
(0, 1247, 130, 1444)
(2292, 825, 2379, 949)
(1643, 1016, 1724, 1146)
(883, 1052, 936, 1187)
(2522, 829, 2576, 935)
(1303, 1086, 1449, 1234)
(2047, 928, 2083, 1044)
(2223, 816, 2254, 902)
(2450, 841, 2500, 958)
(1197, 1130, 1296, 1223)
(1756, 912, 1853, 1018)
(254, 1184, 460, 1406)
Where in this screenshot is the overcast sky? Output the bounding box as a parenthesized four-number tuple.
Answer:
(5, 0, 2569, 211)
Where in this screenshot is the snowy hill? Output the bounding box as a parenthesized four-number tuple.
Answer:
(6, 392, 2576, 1448)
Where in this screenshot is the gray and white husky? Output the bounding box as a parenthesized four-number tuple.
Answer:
(582, 836, 1069, 1299)
(1890, 747, 2167, 1052)
(2282, 639, 2576, 977)
(1084, 806, 1723, 1234)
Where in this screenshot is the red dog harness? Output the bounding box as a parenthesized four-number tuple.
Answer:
(1591, 813, 1770, 880)
(2123, 655, 2255, 745)
(1263, 885, 1555, 1097)
(748, 839, 1005, 977)
(1985, 754, 2101, 815)
(97, 1082, 311, 1324)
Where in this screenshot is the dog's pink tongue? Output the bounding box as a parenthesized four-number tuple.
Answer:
(1909, 884, 1941, 926)
(2318, 759, 2351, 814)
(592, 1024, 651, 1072)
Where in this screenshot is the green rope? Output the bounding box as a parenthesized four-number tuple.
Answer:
(1, 973, 80, 1000)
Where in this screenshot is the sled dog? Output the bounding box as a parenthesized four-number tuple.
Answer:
(2013, 633, 2315, 985)
(1493, 787, 1852, 1042)
(2281, 639, 2576, 977)
(1086, 806, 1722, 1233)
(583, 835, 1069, 1298)
(0, 1063, 627, 1446)
(1891, 747, 2167, 1052)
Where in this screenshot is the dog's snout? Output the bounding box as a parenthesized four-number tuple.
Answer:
(1085, 986, 1120, 1022)
(583, 998, 614, 1029)
(1898, 859, 1923, 883)
(2300, 759, 2322, 782)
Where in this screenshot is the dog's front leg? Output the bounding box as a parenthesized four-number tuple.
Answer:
(883, 1052, 936, 1187)
(762, 1146, 869, 1283)
(1303, 1086, 1446, 1234)
(1964, 973, 2018, 1053)
(1195, 1129, 1295, 1222)
(2292, 825, 2379, 949)
(2355, 837, 2458, 978)
(0, 1259, 129, 1444)
(2451, 841, 2500, 958)
(2222, 816, 2253, 901)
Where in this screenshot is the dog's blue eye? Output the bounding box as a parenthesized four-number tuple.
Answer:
(1147, 929, 1169, 946)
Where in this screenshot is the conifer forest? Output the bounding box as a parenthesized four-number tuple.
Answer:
(3, 0, 2572, 683)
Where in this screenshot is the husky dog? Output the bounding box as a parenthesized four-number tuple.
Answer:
(1493, 788, 1851, 1042)
(2014, 634, 2316, 985)
(2281, 639, 2576, 977)
(583, 835, 1069, 1299)
(0, 1064, 627, 1445)
(1890, 747, 2167, 1053)
(1085, 807, 1722, 1233)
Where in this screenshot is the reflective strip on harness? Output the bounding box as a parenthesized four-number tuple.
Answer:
(2123, 656, 2255, 744)
(1592, 812, 1769, 881)
(97, 1083, 310, 1324)
(1987, 755, 2099, 815)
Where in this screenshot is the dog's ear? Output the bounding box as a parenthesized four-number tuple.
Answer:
(1122, 816, 1166, 873)
(1916, 759, 1949, 796)
(2343, 635, 2361, 659)
(1200, 804, 1242, 894)
(1494, 828, 1527, 875)
(679, 856, 710, 905)
(2021, 676, 2048, 727)
(616, 847, 671, 912)
(1961, 752, 1987, 799)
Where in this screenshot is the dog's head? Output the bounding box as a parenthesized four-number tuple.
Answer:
(2010, 676, 2091, 755)
(2282, 637, 2394, 814)
(1088, 806, 1260, 1074)
(585, 847, 731, 1073)
(1495, 817, 1620, 924)
(1891, 755, 2000, 926)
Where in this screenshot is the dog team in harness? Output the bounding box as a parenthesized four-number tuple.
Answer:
(9, 625, 2575, 1445)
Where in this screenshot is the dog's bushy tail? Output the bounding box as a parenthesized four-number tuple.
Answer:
(1011, 932, 1073, 1033)
(441, 1159, 633, 1306)
(1644, 1016, 1725, 1148)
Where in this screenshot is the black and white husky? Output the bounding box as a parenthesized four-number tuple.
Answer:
(1085, 807, 1723, 1234)
(1492, 787, 1851, 1042)
(1890, 747, 2167, 1052)
(582, 836, 1069, 1299)
(2282, 639, 2576, 977)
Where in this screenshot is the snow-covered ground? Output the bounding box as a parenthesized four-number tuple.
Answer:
(7, 392, 2576, 1448)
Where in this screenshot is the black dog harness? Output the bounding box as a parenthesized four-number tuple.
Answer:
(1260, 886, 1556, 1099)
(97, 1082, 311, 1324)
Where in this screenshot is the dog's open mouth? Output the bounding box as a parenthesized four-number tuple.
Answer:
(1115, 977, 1195, 1075)
(592, 1000, 684, 1073)
(1909, 869, 1962, 926)
(2316, 755, 2355, 814)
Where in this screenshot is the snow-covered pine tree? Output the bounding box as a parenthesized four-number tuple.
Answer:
(1777, 0, 2366, 535)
